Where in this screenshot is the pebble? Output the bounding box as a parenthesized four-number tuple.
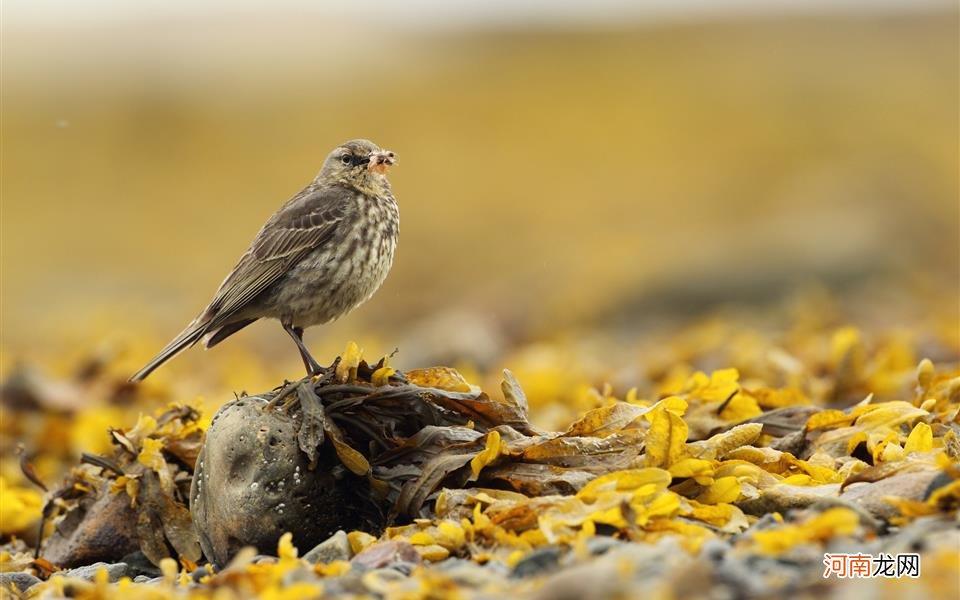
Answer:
(0, 572, 41, 593)
(62, 561, 130, 582)
(119, 551, 162, 579)
(511, 546, 564, 578)
(434, 558, 503, 587)
(304, 530, 352, 565)
(584, 536, 623, 556)
(351, 540, 421, 571)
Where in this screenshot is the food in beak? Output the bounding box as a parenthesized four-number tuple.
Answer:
(367, 151, 396, 174)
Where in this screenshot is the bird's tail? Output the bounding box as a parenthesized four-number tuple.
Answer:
(129, 318, 209, 382)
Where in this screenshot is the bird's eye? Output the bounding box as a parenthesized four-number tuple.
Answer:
(340, 155, 352, 165)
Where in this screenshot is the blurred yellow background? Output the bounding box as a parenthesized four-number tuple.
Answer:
(2, 2, 957, 389)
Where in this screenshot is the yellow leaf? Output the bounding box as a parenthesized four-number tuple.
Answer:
(434, 521, 466, 550)
(880, 442, 904, 463)
(831, 327, 864, 370)
(806, 410, 853, 431)
(717, 393, 762, 422)
(688, 423, 763, 460)
(659, 396, 689, 418)
(109, 475, 140, 508)
(405, 367, 473, 392)
(578, 468, 672, 502)
(335, 341, 363, 383)
(137, 437, 166, 472)
(407, 531, 435, 546)
(696, 477, 741, 504)
(752, 507, 860, 555)
(277, 532, 298, 560)
(314, 560, 350, 577)
(927, 480, 960, 509)
(0, 477, 42, 534)
(126, 414, 159, 442)
(669, 458, 715, 484)
(470, 431, 503, 479)
(645, 409, 688, 468)
(854, 401, 928, 430)
(262, 582, 325, 600)
(347, 531, 376, 555)
(371, 367, 395, 387)
(686, 501, 737, 527)
(159, 557, 178, 582)
(845, 431, 868, 455)
(634, 492, 681, 525)
(564, 402, 648, 437)
(415, 544, 450, 562)
(751, 387, 810, 409)
(916, 358, 935, 391)
(904, 422, 933, 453)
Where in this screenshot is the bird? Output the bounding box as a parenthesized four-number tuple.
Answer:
(130, 139, 399, 382)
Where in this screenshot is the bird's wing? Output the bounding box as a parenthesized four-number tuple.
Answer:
(202, 185, 354, 327)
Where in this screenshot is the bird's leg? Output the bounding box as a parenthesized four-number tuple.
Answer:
(283, 322, 323, 376)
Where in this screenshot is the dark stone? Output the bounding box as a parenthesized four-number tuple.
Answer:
(511, 546, 564, 578)
(0, 572, 41, 593)
(119, 551, 162, 578)
(42, 487, 140, 568)
(191, 396, 373, 567)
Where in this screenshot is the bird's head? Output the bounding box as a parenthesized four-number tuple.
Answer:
(320, 139, 396, 192)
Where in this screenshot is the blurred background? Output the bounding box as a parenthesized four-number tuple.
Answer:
(2, 0, 958, 398)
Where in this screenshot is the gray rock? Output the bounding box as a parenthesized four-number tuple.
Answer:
(351, 540, 421, 571)
(736, 483, 841, 516)
(303, 530, 351, 564)
(584, 536, 623, 556)
(511, 546, 564, 578)
(840, 470, 942, 521)
(0, 572, 41, 593)
(434, 558, 504, 587)
(191, 396, 372, 567)
(62, 561, 130, 582)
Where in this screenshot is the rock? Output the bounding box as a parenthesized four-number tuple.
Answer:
(62, 562, 130, 582)
(736, 483, 841, 516)
(584, 536, 623, 556)
(351, 540, 421, 570)
(840, 470, 942, 521)
(191, 396, 375, 567)
(42, 489, 140, 568)
(188, 564, 214, 582)
(511, 546, 564, 578)
(303, 530, 351, 564)
(435, 558, 507, 587)
(0, 572, 41, 593)
(119, 551, 162, 579)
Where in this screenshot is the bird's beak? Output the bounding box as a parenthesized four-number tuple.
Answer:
(367, 150, 397, 174)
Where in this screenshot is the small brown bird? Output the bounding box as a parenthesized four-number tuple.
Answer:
(130, 139, 399, 381)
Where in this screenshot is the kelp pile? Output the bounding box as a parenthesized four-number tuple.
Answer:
(1, 297, 959, 598)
